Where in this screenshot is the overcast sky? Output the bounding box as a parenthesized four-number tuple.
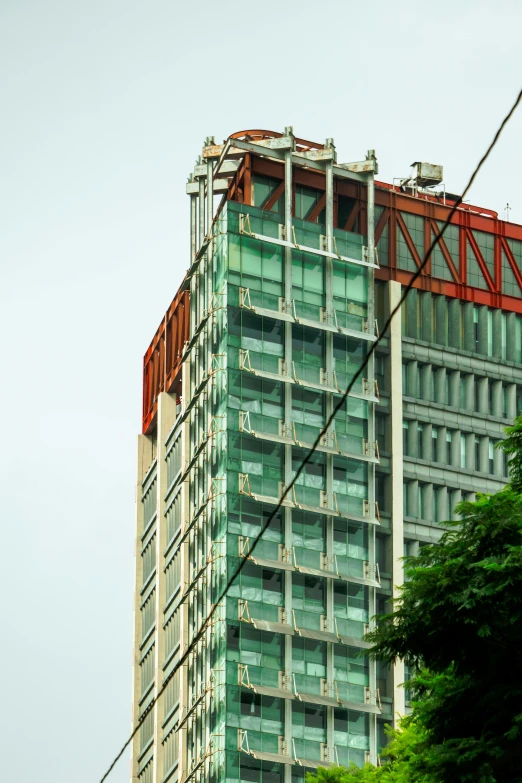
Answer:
(1, 2, 521, 781)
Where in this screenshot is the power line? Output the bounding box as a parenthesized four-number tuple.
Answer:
(99, 85, 522, 783)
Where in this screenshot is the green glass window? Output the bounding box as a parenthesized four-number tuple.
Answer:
(229, 235, 284, 307)
(292, 387, 325, 443)
(232, 756, 283, 783)
(432, 222, 458, 281)
(338, 195, 358, 232)
(333, 457, 367, 501)
(473, 230, 495, 281)
(334, 708, 369, 763)
(334, 644, 369, 702)
(227, 625, 284, 675)
(229, 371, 284, 421)
(334, 582, 369, 628)
(252, 175, 284, 214)
(334, 397, 368, 456)
(292, 250, 325, 309)
(467, 242, 488, 290)
(292, 638, 326, 696)
(293, 511, 325, 553)
(333, 335, 367, 390)
(230, 562, 283, 607)
(292, 702, 326, 742)
(292, 638, 327, 677)
(230, 310, 284, 357)
(502, 244, 521, 297)
(292, 574, 325, 614)
(292, 448, 325, 507)
(294, 185, 325, 223)
(375, 205, 388, 266)
(333, 519, 368, 564)
(228, 496, 283, 545)
(332, 260, 368, 312)
(397, 212, 423, 272)
(292, 325, 326, 387)
(229, 433, 283, 497)
(236, 691, 283, 736)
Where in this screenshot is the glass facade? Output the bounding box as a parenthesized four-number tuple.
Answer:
(175, 199, 379, 783)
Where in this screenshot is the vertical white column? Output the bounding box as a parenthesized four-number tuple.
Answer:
(179, 360, 191, 781)
(130, 434, 155, 783)
(324, 141, 335, 758)
(389, 280, 405, 723)
(283, 128, 295, 781)
(154, 393, 178, 783)
(365, 155, 378, 764)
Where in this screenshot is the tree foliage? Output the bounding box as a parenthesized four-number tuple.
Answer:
(308, 416, 522, 783)
(306, 719, 430, 783)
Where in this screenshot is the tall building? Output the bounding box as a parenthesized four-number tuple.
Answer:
(130, 129, 522, 783)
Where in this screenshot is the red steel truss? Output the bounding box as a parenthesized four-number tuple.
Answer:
(142, 285, 189, 434)
(229, 153, 522, 314)
(142, 131, 522, 433)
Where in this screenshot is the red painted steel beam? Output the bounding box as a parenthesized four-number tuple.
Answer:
(142, 285, 189, 434)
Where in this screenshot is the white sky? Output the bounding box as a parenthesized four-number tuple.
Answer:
(1, 1, 521, 781)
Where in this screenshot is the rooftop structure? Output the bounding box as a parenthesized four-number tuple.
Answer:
(131, 129, 522, 783)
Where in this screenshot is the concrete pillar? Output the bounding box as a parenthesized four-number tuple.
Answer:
(492, 309, 503, 360)
(506, 312, 517, 362)
(465, 433, 475, 472)
(435, 294, 448, 346)
(507, 383, 517, 420)
(406, 360, 417, 398)
(389, 281, 405, 724)
(437, 426, 447, 464)
(408, 420, 418, 458)
(492, 380, 503, 418)
(477, 306, 489, 356)
(421, 364, 433, 403)
(450, 489, 462, 519)
(406, 480, 418, 518)
(478, 377, 489, 415)
(463, 302, 475, 352)
(464, 373, 475, 411)
(422, 422, 432, 460)
(448, 298, 461, 349)
(449, 370, 460, 409)
(451, 430, 460, 467)
(421, 292, 432, 342)
(423, 483, 433, 521)
(434, 367, 446, 405)
(406, 289, 418, 339)
(479, 436, 489, 474)
(438, 485, 448, 523)
(494, 441, 504, 477)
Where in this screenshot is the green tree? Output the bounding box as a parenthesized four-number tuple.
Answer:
(306, 719, 429, 782)
(309, 417, 522, 783)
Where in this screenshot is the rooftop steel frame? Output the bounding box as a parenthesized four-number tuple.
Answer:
(142, 128, 522, 434)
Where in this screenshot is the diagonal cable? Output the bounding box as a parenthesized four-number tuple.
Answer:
(99, 85, 522, 783)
